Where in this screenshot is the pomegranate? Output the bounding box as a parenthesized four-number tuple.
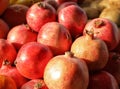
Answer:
(7, 24, 38, 51)
(0, 75, 17, 89)
(0, 39, 17, 67)
(58, 2, 87, 39)
(21, 79, 48, 89)
(15, 42, 53, 79)
(0, 0, 9, 16)
(0, 19, 9, 39)
(88, 71, 119, 89)
(44, 51, 89, 89)
(44, 0, 58, 9)
(71, 30, 109, 71)
(2, 4, 29, 28)
(26, 1, 57, 32)
(37, 22, 72, 56)
(103, 52, 120, 84)
(0, 60, 29, 89)
(83, 18, 120, 51)
(44, 0, 78, 9)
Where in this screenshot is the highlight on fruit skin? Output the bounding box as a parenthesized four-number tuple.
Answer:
(44, 51, 89, 89)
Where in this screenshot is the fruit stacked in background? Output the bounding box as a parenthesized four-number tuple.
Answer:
(0, 0, 120, 89)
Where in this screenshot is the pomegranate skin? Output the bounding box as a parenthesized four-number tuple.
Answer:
(71, 33, 109, 71)
(15, 42, 53, 79)
(83, 18, 120, 51)
(58, 3, 87, 39)
(0, 39, 17, 67)
(7, 24, 38, 51)
(21, 79, 48, 89)
(26, 2, 57, 32)
(37, 22, 72, 56)
(0, 61, 29, 89)
(44, 52, 89, 89)
(88, 71, 119, 89)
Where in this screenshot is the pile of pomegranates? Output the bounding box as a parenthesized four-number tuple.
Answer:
(0, 0, 120, 89)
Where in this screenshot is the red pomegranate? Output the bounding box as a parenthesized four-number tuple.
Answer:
(83, 18, 120, 51)
(26, 1, 57, 32)
(37, 22, 72, 56)
(0, 60, 29, 89)
(7, 24, 38, 51)
(103, 52, 120, 85)
(15, 42, 53, 79)
(88, 71, 119, 89)
(0, 39, 17, 67)
(21, 79, 48, 89)
(58, 2, 87, 39)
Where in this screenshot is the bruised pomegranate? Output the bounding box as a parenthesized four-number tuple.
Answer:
(103, 52, 120, 85)
(44, 51, 89, 89)
(0, 39, 17, 67)
(88, 71, 119, 89)
(7, 24, 38, 51)
(83, 18, 120, 51)
(21, 79, 48, 89)
(71, 30, 109, 71)
(58, 2, 87, 39)
(0, 19, 9, 39)
(26, 1, 57, 32)
(0, 60, 29, 89)
(15, 42, 53, 79)
(37, 22, 72, 56)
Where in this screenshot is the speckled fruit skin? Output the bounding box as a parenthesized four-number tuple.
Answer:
(44, 52, 89, 89)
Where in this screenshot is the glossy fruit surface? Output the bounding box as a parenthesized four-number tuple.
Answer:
(7, 24, 38, 50)
(58, 2, 87, 39)
(15, 42, 53, 79)
(37, 22, 72, 56)
(26, 2, 57, 32)
(0, 39, 17, 67)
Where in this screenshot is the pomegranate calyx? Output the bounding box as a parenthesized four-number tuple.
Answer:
(85, 29, 94, 39)
(34, 82, 42, 89)
(112, 53, 120, 60)
(94, 20, 105, 28)
(38, 2, 47, 9)
(65, 51, 74, 57)
(2, 60, 11, 65)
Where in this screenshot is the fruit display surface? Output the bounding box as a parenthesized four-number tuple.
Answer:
(0, 0, 120, 89)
